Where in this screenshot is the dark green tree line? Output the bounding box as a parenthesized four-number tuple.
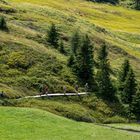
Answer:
(67, 30, 140, 117)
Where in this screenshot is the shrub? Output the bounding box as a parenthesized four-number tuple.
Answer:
(0, 0, 8, 4)
(7, 51, 32, 69)
(60, 67, 77, 84)
(6, 69, 22, 77)
(103, 116, 128, 124)
(88, 0, 119, 5)
(0, 100, 5, 105)
(0, 4, 16, 13)
(0, 16, 8, 31)
(17, 76, 32, 89)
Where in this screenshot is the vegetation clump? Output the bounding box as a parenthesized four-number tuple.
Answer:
(89, 0, 140, 10)
(89, 0, 119, 5)
(7, 51, 32, 70)
(0, 16, 8, 31)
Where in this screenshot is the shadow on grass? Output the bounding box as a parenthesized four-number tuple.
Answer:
(96, 124, 140, 134)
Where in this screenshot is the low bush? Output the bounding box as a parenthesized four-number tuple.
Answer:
(103, 116, 128, 124)
(17, 76, 33, 89)
(7, 51, 33, 70)
(88, 0, 119, 5)
(0, 4, 16, 13)
(0, 16, 8, 31)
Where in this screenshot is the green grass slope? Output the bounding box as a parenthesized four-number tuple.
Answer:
(0, 107, 140, 140)
(0, 0, 140, 97)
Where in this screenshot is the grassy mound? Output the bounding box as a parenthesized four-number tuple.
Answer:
(0, 107, 140, 140)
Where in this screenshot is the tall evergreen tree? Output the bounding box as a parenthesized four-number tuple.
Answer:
(130, 90, 140, 120)
(67, 54, 75, 67)
(76, 35, 95, 88)
(59, 40, 66, 54)
(0, 17, 8, 30)
(134, 0, 140, 9)
(71, 31, 81, 55)
(97, 43, 115, 100)
(118, 59, 130, 91)
(47, 23, 59, 48)
(122, 68, 137, 104)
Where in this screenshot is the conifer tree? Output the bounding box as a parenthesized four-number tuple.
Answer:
(71, 31, 81, 55)
(130, 90, 140, 120)
(134, 0, 140, 9)
(67, 54, 75, 67)
(76, 35, 95, 88)
(97, 43, 115, 100)
(122, 68, 137, 104)
(59, 40, 65, 54)
(0, 17, 8, 30)
(47, 23, 59, 48)
(91, 0, 119, 5)
(118, 59, 130, 91)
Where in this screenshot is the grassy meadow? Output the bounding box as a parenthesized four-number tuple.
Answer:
(0, 107, 140, 140)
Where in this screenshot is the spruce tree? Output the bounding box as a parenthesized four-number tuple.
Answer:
(67, 54, 76, 67)
(76, 35, 95, 88)
(91, 0, 119, 5)
(130, 90, 140, 120)
(71, 31, 81, 55)
(118, 59, 130, 91)
(59, 40, 65, 54)
(134, 0, 140, 9)
(122, 68, 137, 104)
(97, 43, 115, 100)
(47, 23, 59, 48)
(0, 17, 8, 31)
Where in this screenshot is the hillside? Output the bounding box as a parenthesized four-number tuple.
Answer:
(0, 107, 140, 140)
(0, 0, 140, 96)
(0, 0, 140, 97)
(1, 1, 140, 139)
